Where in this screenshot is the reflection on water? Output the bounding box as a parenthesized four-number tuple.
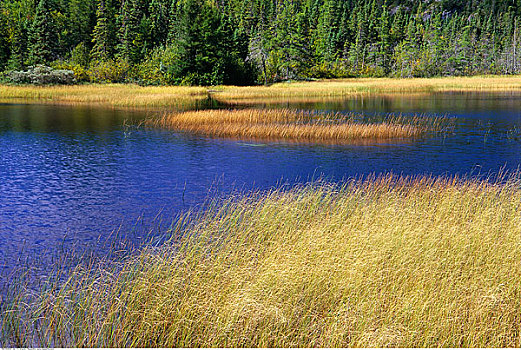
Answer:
(1, 93, 521, 275)
(243, 91, 521, 114)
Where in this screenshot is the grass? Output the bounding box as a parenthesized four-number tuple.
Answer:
(0, 84, 209, 109)
(213, 76, 521, 104)
(2, 173, 521, 347)
(150, 108, 448, 143)
(1, 76, 521, 109)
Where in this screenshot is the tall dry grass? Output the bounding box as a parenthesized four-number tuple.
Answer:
(0, 84, 208, 109)
(150, 108, 447, 142)
(214, 76, 521, 104)
(2, 76, 521, 109)
(2, 173, 521, 347)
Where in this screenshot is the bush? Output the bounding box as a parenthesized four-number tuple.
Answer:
(52, 61, 90, 82)
(87, 59, 130, 83)
(132, 47, 171, 85)
(5, 65, 76, 85)
(308, 60, 355, 79)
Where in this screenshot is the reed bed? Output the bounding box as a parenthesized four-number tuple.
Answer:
(2, 173, 521, 347)
(0, 84, 208, 109)
(215, 76, 521, 104)
(150, 108, 447, 142)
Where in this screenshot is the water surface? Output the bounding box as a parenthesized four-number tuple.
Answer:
(1, 93, 521, 273)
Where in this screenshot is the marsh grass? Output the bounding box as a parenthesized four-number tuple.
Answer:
(2, 76, 521, 109)
(2, 173, 521, 347)
(214, 76, 521, 104)
(150, 108, 449, 143)
(0, 84, 209, 110)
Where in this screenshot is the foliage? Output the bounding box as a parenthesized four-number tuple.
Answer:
(87, 58, 130, 83)
(4, 65, 76, 84)
(2, 0, 521, 84)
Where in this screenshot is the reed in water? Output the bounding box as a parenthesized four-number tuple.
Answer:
(150, 108, 448, 142)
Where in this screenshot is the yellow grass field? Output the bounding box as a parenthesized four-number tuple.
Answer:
(1, 76, 521, 108)
(151, 108, 447, 143)
(0, 84, 208, 109)
(2, 174, 521, 347)
(214, 76, 521, 104)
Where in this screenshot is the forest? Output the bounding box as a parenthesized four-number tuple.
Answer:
(1, 0, 521, 85)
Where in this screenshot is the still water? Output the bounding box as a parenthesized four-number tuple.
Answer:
(1, 93, 521, 272)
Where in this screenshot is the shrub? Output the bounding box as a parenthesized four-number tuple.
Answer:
(87, 59, 131, 83)
(52, 61, 89, 82)
(5, 65, 76, 85)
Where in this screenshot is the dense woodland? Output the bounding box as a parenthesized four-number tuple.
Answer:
(1, 0, 521, 85)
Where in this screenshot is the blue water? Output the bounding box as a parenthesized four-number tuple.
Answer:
(1, 93, 521, 273)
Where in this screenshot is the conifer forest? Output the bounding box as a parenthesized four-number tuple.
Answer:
(1, 0, 521, 85)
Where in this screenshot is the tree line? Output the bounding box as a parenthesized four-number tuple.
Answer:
(1, 0, 521, 85)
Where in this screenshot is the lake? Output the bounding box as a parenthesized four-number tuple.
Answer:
(1, 92, 521, 275)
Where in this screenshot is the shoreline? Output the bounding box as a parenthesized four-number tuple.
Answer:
(1, 76, 521, 109)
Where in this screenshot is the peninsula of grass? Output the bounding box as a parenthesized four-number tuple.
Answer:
(2, 174, 521, 347)
(151, 108, 447, 143)
(214, 76, 521, 104)
(0, 84, 209, 109)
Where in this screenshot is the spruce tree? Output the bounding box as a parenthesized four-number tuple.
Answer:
(0, 10, 10, 71)
(29, 0, 57, 64)
(91, 0, 117, 60)
(8, 19, 29, 69)
(148, 0, 169, 47)
(117, 0, 146, 64)
(377, 3, 391, 73)
(68, 0, 95, 49)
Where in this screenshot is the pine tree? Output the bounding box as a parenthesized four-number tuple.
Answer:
(270, 1, 310, 80)
(8, 18, 29, 69)
(0, 9, 10, 71)
(166, 0, 179, 43)
(170, 0, 248, 85)
(29, 0, 57, 64)
(67, 0, 95, 49)
(377, 3, 391, 73)
(117, 0, 146, 64)
(148, 0, 169, 47)
(91, 0, 117, 60)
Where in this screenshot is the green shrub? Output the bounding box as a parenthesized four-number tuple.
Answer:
(52, 61, 89, 82)
(87, 59, 131, 83)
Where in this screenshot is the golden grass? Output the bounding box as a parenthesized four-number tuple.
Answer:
(214, 76, 521, 104)
(1, 76, 521, 109)
(150, 108, 447, 143)
(0, 84, 209, 109)
(2, 174, 521, 347)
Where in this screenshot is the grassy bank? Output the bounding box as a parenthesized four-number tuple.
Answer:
(214, 76, 521, 104)
(2, 174, 521, 347)
(151, 108, 448, 143)
(1, 76, 521, 109)
(0, 84, 208, 109)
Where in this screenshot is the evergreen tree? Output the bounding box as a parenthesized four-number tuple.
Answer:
(8, 18, 29, 69)
(91, 0, 117, 60)
(2, 0, 521, 81)
(377, 3, 391, 73)
(169, 0, 249, 85)
(148, 0, 169, 47)
(29, 0, 58, 64)
(117, 0, 146, 64)
(0, 10, 10, 71)
(67, 0, 95, 48)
